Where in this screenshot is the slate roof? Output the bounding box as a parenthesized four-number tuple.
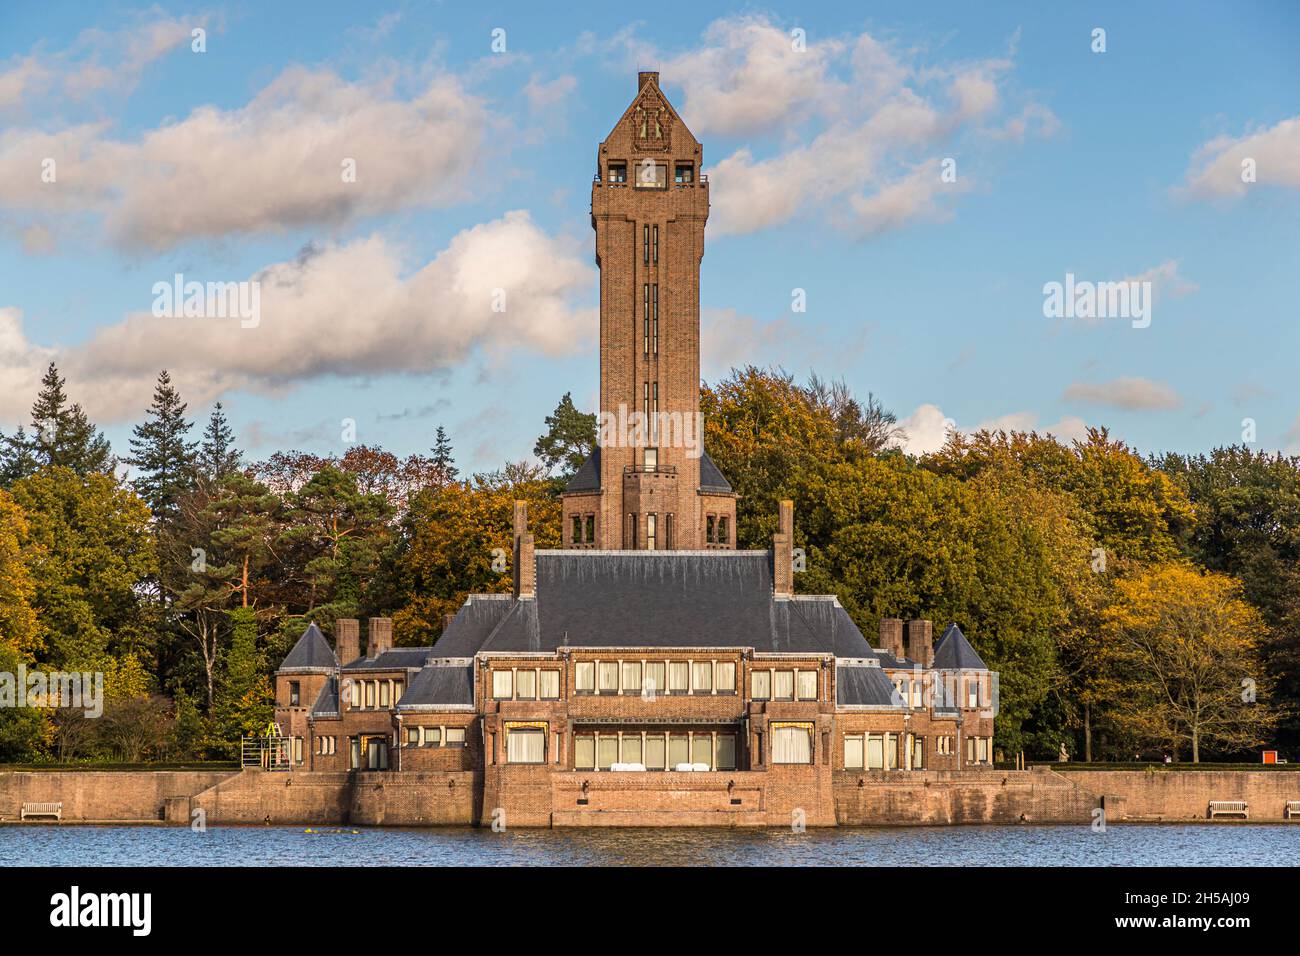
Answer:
(311, 676, 339, 717)
(434, 551, 874, 656)
(836, 662, 906, 707)
(397, 662, 476, 709)
(563, 448, 734, 495)
(341, 647, 436, 672)
(564, 447, 601, 493)
(698, 452, 733, 493)
(280, 622, 338, 672)
(933, 623, 989, 670)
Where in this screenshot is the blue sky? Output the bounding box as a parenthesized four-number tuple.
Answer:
(1, 1, 1297, 474)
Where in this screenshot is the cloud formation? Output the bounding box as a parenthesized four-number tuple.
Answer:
(0, 211, 595, 422)
(1061, 377, 1182, 412)
(1180, 116, 1300, 199)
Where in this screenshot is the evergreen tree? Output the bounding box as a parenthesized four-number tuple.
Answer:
(533, 393, 597, 478)
(28, 362, 114, 475)
(0, 427, 39, 487)
(431, 424, 458, 482)
(126, 370, 197, 519)
(213, 606, 273, 747)
(198, 402, 242, 483)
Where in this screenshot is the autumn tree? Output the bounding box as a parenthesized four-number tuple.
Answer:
(1100, 563, 1279, 761)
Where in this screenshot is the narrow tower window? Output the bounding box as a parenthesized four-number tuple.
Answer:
(653, 225, 659, 263)
(643, 284, 650, 355)
(643, 224, 649, 265)
(652, 284, 659, 354)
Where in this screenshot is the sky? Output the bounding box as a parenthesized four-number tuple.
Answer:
(1, 1, 1297, 475)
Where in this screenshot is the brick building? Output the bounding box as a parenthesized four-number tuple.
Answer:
(273, 72, 998, 826)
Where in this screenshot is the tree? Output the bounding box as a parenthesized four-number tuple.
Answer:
(432, 425, 458, 482)
(534, 393, 596, 478)
(127, 370, 198, 519)
(197, 402, 242, 484)
(213, 606, 273, 748)
(0, 427, 39, 487)
(10, 467, 155, 673)
(27, 362, 114, 476)
(1100, 563, 1280, 762)
(205, 472, 284, 609)
(0, 489, 38, 659)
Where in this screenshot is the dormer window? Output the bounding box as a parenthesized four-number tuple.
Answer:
(608, 163, 627, 183)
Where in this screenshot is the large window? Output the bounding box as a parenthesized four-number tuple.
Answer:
(772, 724, 813, 764)
(539, 670, 560, 700)
(575, 735, 595, 770)
(716, 735, 737, 771)
(622, 661, 642, 695)
(598, 661, 620, 694)
(668, 662, 689, 695)
(845, 734, 865, 770)
(751, 670, 771, 700)
(716, 661, 736, 694)
(645, 662, 666, 697)
(620, 735, 643, 765)
(796, 670, 817, 701)
(515, 669, 536, 700)
(645, 734, 666, 770)
(575, 662, 595, 694)
(492, 670, 513, 700)
(445, 727, 465, 747)
(774, 670, 795, 701)
(289, 681, 300, 706)
(506, 726, 546, 764)
(691, 661, 712, 694)
(866, 734, 884, 770)
(668, 734, 689, 768)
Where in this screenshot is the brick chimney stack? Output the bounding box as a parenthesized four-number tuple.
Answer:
(773, 499, 794, 598)
(513, 500, 536, 599)
(879, 618, 905, 660)
(367, 617, 393, 659)
(335, 618, 360, 666)
(638, 70, 659, 90)
(905, 619, 934, 668)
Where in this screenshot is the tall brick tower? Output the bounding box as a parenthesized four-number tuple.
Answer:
(562, 72, 737, 551)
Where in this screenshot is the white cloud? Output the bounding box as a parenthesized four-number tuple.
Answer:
(1, 211, 595, 422)
(1122, 259, 1198, 300)
(1180, 116, 1300, 199)
(895, 404, 1090, 456)
(896, 403, 953, 455)
(1061, 377, 1182, 411)
(525, 74, 578, 111)
(634, 15, 1050, 238)
(0, 66, 489, 250)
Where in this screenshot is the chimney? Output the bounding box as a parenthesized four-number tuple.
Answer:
(773, 499, 794, 598)
(638, 71, 659, 90)
(442, 612, 456, 633)
(367, 617, 393, 659)
(905, 619, 934, 669)
(879, 618, 905, 660)
(334, 618, 360, 666)
(513, 500, 536, 599)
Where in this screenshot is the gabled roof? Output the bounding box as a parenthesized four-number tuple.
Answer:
(836, 662, 905, 707)
(564, 447, 600, 493)
(933, 623, 988, 670)
(434, 551, 874, 656)
(699, 451, 733, 494)
(397, 662, 475, 709)
(280, 622, 338, 672)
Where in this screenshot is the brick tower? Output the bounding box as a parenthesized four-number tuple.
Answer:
(562, 71, 737, 551)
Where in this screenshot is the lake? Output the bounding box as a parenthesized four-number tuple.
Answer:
(3, 823, 1297, 866)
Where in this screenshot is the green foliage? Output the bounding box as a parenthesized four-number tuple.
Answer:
(126, 370, 197, 518)
(533, 392, 597, 478)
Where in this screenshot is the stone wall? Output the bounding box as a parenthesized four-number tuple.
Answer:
(0, 770, 235, 823)
(1060, 769, 1300, 822)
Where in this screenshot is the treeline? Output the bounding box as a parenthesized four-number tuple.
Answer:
(0, 364, 1296, 764)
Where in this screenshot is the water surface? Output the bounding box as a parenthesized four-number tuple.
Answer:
(3, 823, 1295, 866)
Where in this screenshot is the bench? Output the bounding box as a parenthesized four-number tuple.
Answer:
(1208, 800, 1248, 819)
(1286, 801, 1300, 820)
(20, 802, 62, 821)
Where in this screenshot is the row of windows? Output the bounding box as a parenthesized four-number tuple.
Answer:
(627, 510, 675, 550)
(642, 286, 658, 355)
(751, 668, 819, 701)
(347, 678, 405, 710)
(844, 732, 921, 770)
(643, 224, 658, 265)
(571, 513, 597, 545)
(405, 725, 467, 748)
(574, 659, 737, 696)
(491, 668, 562, 701)
(605, 163, 695, 186)
(574, 731, 737, 771)
(705, 514, 730, 545)
(315, 735, 337, 756)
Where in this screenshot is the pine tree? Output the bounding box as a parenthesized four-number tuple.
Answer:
(28, 362, 114, 475)
(0, 427, 39, 487)
(533, 392, 597, 477)
(198, 402, 242, 483)
(431, 424, 458, 482)
(126, 370, 197, 519)
(213, 606, 273, 747)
